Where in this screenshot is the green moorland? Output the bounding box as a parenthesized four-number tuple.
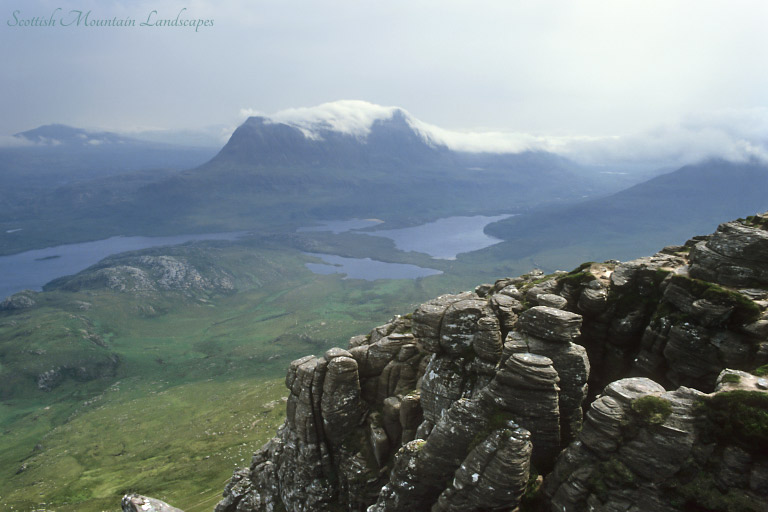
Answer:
(0, 231, 528, 512)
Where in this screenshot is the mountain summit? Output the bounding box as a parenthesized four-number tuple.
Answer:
(210, 101, 447, 169)
(255, 100, 437, 141)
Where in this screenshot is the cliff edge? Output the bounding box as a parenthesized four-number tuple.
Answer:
(212, 213, 768, 512)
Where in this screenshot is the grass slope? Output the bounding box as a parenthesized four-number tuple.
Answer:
(0, 238, 479, 511)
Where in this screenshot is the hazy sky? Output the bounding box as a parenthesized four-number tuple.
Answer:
(2, 0, 767, 163)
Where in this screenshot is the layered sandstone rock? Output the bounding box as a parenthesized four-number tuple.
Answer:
(543, 372, 768, 512)
(215, 214, 768, 512)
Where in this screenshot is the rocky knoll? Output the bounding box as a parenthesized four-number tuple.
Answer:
(213, 214, 768, 512)
(0, 290, 38, 310)
(122, 493, 185, 512)
(45, 248, 236, 297)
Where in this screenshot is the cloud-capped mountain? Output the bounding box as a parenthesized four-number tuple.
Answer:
(134, 101, 599, 228)
(212, 106, 449, 169)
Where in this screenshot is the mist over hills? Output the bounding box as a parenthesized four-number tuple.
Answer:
(484, 158, 768, 264)
(15, 124, 142, 146)
(8, 124, 218, 177)
(2, 101, 767, 262)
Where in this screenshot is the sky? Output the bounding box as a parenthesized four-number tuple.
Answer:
(2, 0, 767, 166)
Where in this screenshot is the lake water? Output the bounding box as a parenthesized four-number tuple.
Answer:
(0, 232, 245, 300)
(305, 253, 442, 281)
(0, 215, 514, 298)
(364, 215, 512, 259)
(301, 215, 513, 259)
(300, 214, 513, 280)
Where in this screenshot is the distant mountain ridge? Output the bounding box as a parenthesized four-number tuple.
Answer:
(14, 124, 144, 147)
(11, 101, 765, 261)
(483, 158, 768, 265)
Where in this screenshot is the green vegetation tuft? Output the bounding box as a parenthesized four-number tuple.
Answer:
(631, 395, 673, 425)
(587, 457, 637, 503)
(519, 470, 543, 512)
(557, 269, 596, 287)
(744, 215, 768, 231)
(668, 275, 761, 326)
(753, 365, 768, 377)
(700, 390, 768, 456)
(517, 273, 558, 294)
(670, 472, 763, 512)
(720, 373, 742, 384)
(575, 262, 596, 272)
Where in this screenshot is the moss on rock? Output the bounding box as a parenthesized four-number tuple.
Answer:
(631, 395, 673, 425)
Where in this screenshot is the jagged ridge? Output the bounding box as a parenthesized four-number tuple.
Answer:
(210, 213, 768, 512)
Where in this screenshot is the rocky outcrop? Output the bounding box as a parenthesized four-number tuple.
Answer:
(215, 214, 768, 512)
(543, 372, 768, 512)
(0, 290, 37, 309)
(36, 355, 120, 391)
(689, 213, 768, 287)
(121, 494, 184, 512)
(45, 250, 235, 297)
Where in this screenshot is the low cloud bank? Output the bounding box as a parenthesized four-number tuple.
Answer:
(241, 101, 768, 170)
(0, 135, 35, 148)
(560, 110, 768, 168)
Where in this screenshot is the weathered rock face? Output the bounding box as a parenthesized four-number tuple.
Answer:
(543, 372, 768, 512)
(689, 214, 768, 287)
(215, 214, 768, 512)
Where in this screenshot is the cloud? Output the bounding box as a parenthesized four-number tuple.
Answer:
(264, 100, 403, 138)
(410, 123, 601, 154)
(414, 107, 768, 167)
(241, 100, 568, 151)
(239, 101, 768, 169)
(560, 109, 768, 167)
(0, 135, 34, 148)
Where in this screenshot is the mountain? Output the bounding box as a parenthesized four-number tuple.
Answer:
(206, 212, 768, 512)
(1, 123, 218, 207)
(207, 102, 583, 180)
(4, 124, 218, 180)
(1, 103, 611, 256)
(133, 102, 601, 232)
(482, 158, 768, 265)
(15, 124, 141, 146)
(0, 125, 221, 254)
(209, 109, 450, 169)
